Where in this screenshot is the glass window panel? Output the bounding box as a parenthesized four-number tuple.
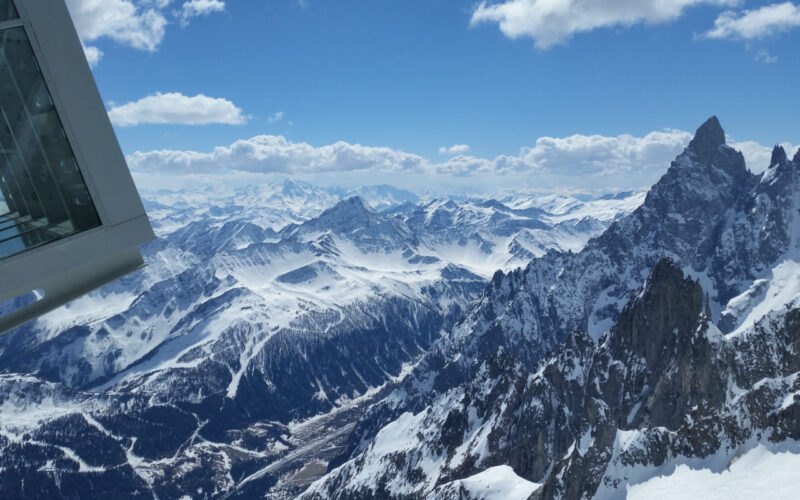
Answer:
(0, 26, 101, 261)
(0, 1, 17, 22)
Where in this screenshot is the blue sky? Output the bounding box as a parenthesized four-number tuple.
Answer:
(66, 0, 800, 193)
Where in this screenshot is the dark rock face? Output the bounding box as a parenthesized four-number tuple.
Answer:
(329, 117, 781, 470)
(771, 145, 788, 166)
(544, 260, 726, 499)
(593, 258, 724, 431)
(605, 258, 705, 368)
(306, 260, 800, 500)
(715, 138, 799, 327)
(307, 118, 800, 499)
(687, 116, 726, 164)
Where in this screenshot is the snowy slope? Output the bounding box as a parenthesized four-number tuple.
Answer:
(388, 194, 643, 277)
(431, 466, 541, 499)
(627, 444, 800, 500)
(304, 259, 800, 500)
(0, 179, 639, 499)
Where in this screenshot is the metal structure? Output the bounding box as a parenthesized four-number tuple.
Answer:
(0, 0, 154, 334)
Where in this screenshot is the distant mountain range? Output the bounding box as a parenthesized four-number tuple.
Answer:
(0, 174, 640, 498)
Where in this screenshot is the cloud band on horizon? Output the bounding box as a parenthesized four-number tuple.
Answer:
(126, 129, 798, 192)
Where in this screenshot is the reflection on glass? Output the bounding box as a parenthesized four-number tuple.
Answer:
(0, 26, 101, 261)
(0, 0, 17, 22)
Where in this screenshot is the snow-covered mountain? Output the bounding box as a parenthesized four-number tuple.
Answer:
(143, 179, 340, 235)
(0, 179, 637, 498)
(329, 184, 421, 211)
(3, 117, 796, 499)
(302, 117, 800, 499)
(389, 193, 643, 276)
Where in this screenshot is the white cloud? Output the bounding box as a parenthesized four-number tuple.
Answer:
(108, 92, 247, 126)
(439, 144, 471, 155)
(728, 139, 799, 170)
(127, 128, 797, 192)
(126, 129, 693, 178)
(704, 2, 800, 40)
(268, 111, 285, 124)
(510, 129, 693, 175)
(470, 0, 735, 49)
(65, 0, 226, 63)
(66, 0, 168, 52)
(179, 0, 225, 26)
(127, 136, 428, 174)
(755, 50, 778, 63)
(81, 44, 104, 67)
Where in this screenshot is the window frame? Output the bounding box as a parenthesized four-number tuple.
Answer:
(0, 0, 154, 334)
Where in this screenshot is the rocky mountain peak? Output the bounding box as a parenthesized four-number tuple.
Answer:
(280, 195, 385, 240)
(643, 256, 689, 288)
(770, 145, 788, 167)
(319, 196, 379, 223)
(297, 118, 800, 499)
(794, 147, 800, 166)
(596, 258, 727, 433)
(338, 195, 374, 211)
(607, 258, 705, 369)
(278, 179, 313, 198)
(654, 117, 749, 191)
(687, 115, 726, 163)
(621, 118, 752, 270)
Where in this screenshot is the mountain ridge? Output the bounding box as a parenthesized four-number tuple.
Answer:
(305, 117, 800, 499)
(0, 181, 639, 498)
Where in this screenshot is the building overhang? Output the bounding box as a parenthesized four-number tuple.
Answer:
(0, 0, 155, 334)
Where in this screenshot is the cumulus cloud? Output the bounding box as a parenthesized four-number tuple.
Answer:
(470, 0, 735, 49)
(703, 2, 800, 40)
(127, 136, 429, 174)
(81, 44, 104, 67)
(65, 0, 226, 64)
(512, 129, 693, 175)
(439, 144, 471, 155)
(127, 129, 696, 178)
(728, 139, 799, 171)
(179, 0, 225, 26)
(108, 92, 247, 126)
(126, 128, 796, 190)
(66, 0, 168, 52)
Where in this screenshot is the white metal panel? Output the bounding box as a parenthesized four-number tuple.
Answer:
(0, 0, 155, 334)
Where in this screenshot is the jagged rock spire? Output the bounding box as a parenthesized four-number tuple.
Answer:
(687, 116, 726, 163)
(770, 145, 788, 167)
(636, 116, 750, 259)
(608, 258, 705, 368)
